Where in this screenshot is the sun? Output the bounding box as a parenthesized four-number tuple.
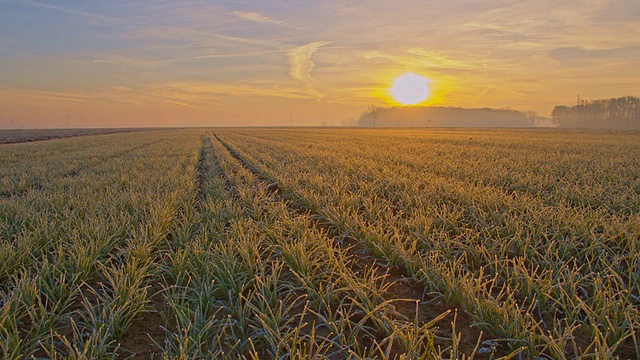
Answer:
(391, 73, 431, 105)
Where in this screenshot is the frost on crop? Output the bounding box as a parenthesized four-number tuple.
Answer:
(1, 128, 638, 359)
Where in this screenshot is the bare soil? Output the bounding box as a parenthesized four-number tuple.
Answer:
(0, 128, 151, 144)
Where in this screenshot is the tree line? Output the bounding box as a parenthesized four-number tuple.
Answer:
(552, 96, 640, 129)
(359, 106, 536, 128)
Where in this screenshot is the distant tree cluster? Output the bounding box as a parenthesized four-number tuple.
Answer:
(358, 106, 536, 128)
(552, 96, 640, 129)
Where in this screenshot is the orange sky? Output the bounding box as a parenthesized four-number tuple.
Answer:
(1, 1, 639, 128)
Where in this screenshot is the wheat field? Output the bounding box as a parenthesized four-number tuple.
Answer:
(1, 128, 638, 359)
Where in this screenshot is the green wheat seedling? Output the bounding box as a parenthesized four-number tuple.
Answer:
(3, 128, 639, 358)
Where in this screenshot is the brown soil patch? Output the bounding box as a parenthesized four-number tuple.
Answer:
(117, 282, 171, 359)
(0, 128, 149, 144)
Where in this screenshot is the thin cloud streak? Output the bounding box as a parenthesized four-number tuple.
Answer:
(3, 89, 95, 103)
(23, 0, 124, 23)
(233, 11, 286, 26)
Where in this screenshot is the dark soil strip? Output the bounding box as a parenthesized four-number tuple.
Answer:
(0, 128, 155, 144)
(117, 282, 169, 359)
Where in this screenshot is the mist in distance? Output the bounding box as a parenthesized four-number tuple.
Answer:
(358, 95, 640, 130)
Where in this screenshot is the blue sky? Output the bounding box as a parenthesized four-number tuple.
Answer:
(1, 0, 639, 127)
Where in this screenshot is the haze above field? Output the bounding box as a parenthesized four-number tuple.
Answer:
(1, 1, 639, 128)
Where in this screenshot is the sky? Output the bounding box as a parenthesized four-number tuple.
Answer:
(1, 0, 639, 128)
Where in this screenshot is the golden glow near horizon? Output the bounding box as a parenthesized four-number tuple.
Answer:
(0, 1, 639, 128)
(391, 73, 431, 105)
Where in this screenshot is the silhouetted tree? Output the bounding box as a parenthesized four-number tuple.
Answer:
(551, 105, 571, 126)
(368, 104, 385, 128)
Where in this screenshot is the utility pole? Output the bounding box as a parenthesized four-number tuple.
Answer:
(290, 110, 293, 127)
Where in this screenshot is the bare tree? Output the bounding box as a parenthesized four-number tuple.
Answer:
(367, 104, 385, 128)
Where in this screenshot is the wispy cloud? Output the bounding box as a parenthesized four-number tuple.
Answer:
(92, 59, 119, 64)
(2, 76, 327, 111)
(23, 0, 123, 23)
(549, 45, 640, 65)
(232, 11, 285, 26)
(288, 41, 330, 96)
(2, 88, 95, 103)
(88, 48, 287, 69)
(361, 48, 488, 74)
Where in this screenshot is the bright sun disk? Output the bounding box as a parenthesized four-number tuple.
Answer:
(391, 73, 430, 105)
